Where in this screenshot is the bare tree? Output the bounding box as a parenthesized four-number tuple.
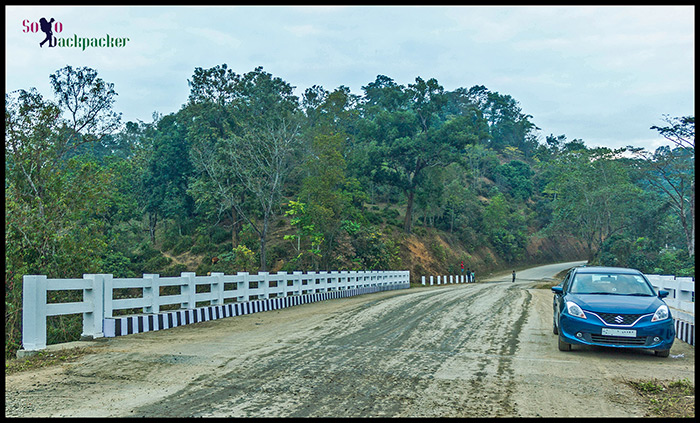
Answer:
(642, 115, 694, 257)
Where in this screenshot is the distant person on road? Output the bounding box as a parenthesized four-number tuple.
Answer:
(466, 268, 471, 282)
(512, 270, 516, 283)
(471, 270, 475, 283)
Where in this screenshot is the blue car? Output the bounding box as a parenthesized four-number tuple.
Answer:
(552, 266, 675, 357)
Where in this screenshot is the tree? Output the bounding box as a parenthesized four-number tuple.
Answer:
(359, 76, 487, 233)
(635, 117, 694, 258)
(188, 66, 302, 270)
(141, 113, 194, 243)
(493, 160, 534, 201)
(482, 192, 527, 262)
(5, 66, 122, 274)
(467, 85, 539, 156)
(296, 86, 365, 269)
(650, 115, 694, 257)
(6, 67, 121, 354)
(543, 147, 645, 260)
(651, 115, 695, 150)
(49, 65, 122, 148)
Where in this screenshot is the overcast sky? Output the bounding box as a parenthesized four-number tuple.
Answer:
(5, 5, 694, 152)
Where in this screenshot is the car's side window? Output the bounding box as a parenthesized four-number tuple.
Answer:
(562, 270, 573, 292)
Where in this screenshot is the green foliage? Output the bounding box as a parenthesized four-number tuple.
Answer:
(358, 75, 490, 233)
(493, 160, 534, 200)
(5, 64, 694, 359)
(213, 245, 258, 273)
(349, 228, 402, 270)
(482, 193, 527, 262)
(542, 147, 647, 260)
(598, 235, 694, 276)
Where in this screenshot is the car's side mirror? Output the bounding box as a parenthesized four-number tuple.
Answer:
(551, 286, 563, 294)
(658, 290, 669, 299)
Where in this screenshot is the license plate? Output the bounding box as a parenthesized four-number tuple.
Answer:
(601, 328, 637, 337)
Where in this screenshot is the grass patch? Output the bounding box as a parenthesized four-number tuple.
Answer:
(5, 347, 99, 375)
(627, 378, 694, 417)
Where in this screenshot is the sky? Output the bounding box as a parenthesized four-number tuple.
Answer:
(5, 5, 695, 152)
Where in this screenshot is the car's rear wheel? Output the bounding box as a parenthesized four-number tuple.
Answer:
(654, 349, 670, 358)
(552, 316, 559, 335)
(558, 335, 571, 351)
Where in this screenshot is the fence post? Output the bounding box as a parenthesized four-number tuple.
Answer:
(22, 275, 48, 351)
(81, 274, 105, 340)
(211, 272, 224, 305)
(330, 271, 339, 291)
(238, 272, 250, 302)
(102, 274, 114, 318)
(259, 272, 269, 299)
(181, 272, 196, 309)
(143, 274, 160, 314)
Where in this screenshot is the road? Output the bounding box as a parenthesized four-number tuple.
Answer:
(5, 261, 695, 417)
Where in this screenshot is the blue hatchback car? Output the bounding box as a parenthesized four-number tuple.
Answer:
(552, 266, 675, 357)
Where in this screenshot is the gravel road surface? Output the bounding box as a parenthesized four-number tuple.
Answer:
(5, 261, 694, 417)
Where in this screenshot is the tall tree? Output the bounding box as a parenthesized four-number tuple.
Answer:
(185, 65, 244, 247)
(296, 86, 365, 269)
(638, 115, 694, 257)
(543, 147, 645, 260)
(359, 76, 487, 233)
(467, 85, 539, 156)
(141, 113, 194, 243)
(6, 67, 122, 354)
(188, 66, 302, 270)
(5, 66, 121, 274)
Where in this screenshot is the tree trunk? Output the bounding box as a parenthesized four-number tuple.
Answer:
(259, 237, 267, 271)
(688, 180, 695, 257)
(404, 190, 415, 234)
(231, 207, 239, 248)
(259, 217, 269, 271)
(148, 212, 157, 244)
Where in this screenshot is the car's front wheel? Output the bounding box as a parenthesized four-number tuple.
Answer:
(558, 335, 571, 351)
(654, 349, 670, 358)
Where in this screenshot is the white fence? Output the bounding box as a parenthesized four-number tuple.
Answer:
(646, 274, 695, 346)
(21, 270, 410, 351)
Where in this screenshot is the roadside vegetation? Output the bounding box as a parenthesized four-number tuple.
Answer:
(5, 346, 100, 375)
(6, 65, 694, 358)
(627, 378, 695, 417)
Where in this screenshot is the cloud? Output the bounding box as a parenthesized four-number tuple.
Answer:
(186, 27, 242, 48)
(284, 24, 322, 37)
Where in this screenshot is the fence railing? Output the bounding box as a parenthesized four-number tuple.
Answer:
(22, 270, 410, 351)
(646, 274, 695, 346)
(646, 274, 695, 315)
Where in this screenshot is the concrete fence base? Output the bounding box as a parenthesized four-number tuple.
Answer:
(674, 318, 695, 346)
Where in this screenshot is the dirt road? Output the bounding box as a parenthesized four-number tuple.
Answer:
(5, 261, 694, 417)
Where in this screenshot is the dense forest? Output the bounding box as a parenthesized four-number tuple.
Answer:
(5, 65, 695, 356)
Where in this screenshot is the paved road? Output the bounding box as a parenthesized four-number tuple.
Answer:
(5, 261, 694, 417)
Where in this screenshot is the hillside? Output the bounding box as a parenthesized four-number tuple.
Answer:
(145, 212, 587, 285)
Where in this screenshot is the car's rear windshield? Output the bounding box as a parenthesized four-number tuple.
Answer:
(569, 273, 655, 296)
